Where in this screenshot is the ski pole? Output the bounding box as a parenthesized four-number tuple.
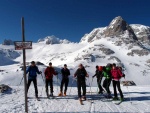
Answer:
(19, 75, 24, 86)
(68, 78, 75, 96)
(97, 77, 102, 94)
(89, 77, 94, 103)
(123, 70, 132, 104)
(124, 77, 132, 104)
(16, 75, 24, 93)
(56, 74, 59, 92)
(90, 77, 93, 95)
(40, 73, 45, 82)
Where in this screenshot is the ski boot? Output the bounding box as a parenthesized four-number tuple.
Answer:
(64, 92, 66, 96)
(50, 93, 53, 97)
(79, 98, 83, 105)
(113, 97, 119, 101)
(82, 96, 86, 101)
(58, 92, 63, 96)
(120, 97, 124, 101)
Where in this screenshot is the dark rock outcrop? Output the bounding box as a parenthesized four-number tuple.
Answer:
(127, 49, 150, 56)
(104, 16, 138, 40)
(99, 48, 115, 55)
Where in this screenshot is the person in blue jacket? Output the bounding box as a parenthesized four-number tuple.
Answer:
(26, 61, 42, 98)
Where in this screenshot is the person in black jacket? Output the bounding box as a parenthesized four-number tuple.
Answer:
(58, 64, 70, 96)
(74, 64, 89, 101)
(92, 66, 104, 94)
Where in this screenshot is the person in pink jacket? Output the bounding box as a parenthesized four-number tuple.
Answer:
(111, 63, 125, 101)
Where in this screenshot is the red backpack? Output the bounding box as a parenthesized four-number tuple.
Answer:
(99, 66, 103, 71)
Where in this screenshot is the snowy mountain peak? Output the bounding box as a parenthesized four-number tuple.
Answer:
(80, 16, 150, 44)
(2, 39, 14, 45)
(104, 16, 133, 37)
(38, 35, 71, 44)
(108, 16, 125, 28)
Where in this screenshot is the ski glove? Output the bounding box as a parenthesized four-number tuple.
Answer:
(39, 71, 42, 74)
(122, 74, 125, 78)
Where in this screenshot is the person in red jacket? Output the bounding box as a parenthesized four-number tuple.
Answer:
(111, 63, 125, 101)
(45, 62, 57, 97)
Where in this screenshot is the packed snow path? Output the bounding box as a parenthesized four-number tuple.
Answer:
(0, 86, 150, 113)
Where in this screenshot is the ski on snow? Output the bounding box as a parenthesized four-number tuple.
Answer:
(115, 101, 123, 105)
(48, 96, 55, 99)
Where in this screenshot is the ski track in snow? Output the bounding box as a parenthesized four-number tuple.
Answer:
(0, 86, 150, 112)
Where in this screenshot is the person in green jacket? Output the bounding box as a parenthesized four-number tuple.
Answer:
(102, 64, 112, 98)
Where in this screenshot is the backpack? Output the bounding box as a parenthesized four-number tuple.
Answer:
(103, 66, 111, 79)
(99, 66, 103, 71)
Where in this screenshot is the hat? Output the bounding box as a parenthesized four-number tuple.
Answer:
(96, 65, 99, 68)
(112, 63, 116, 67)
(31, 61, 35, 64)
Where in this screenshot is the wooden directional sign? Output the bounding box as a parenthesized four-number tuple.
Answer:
(14, 41, 32, 50)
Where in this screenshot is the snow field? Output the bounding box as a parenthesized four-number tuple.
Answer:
(0, 86, 150, 112)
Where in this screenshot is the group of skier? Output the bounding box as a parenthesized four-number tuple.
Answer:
(26, 61, 125, 103)
(92, 64, 125, 101)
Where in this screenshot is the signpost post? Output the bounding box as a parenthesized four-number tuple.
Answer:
(14, 17, 32, 113)
(22, 17, 28, 113)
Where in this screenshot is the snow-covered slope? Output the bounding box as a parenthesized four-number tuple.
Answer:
(1, 86, 150, 112)
(80, 27, 107, 43)
(130, 24, 150, 43)
(38, 35, 71, 44)
(0, 36, 150, 85)
(0, 45, 20, 66)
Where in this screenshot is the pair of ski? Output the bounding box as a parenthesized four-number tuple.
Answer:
(27, 97, 41, 101)
(47, 95, 55, 99)
(34, 95, 55, 101)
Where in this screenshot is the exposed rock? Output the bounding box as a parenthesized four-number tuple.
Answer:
(82, 54, 95, 62)
(104, 16, 127, 36)
(130, 24, 150, 43)
(114, 41, 122, 46)
(99, 48, 115, 55)
(95, 55, 106, 59)
(146, 59, 150, 63)
(0, 70, 4, 72)
(36, 61, 45, 65)
(104, 16, 137, 40)
(121, 81, 136, 86)
(2, 39, 14, 45)
(127, 49, 150, 56)
(80, 27, 106, 43)
(74, 57, 82, 62)
(108, 56, 121, 62)
(128, 45, 133, 50)
(94, 44, 104, 47)
(0, 84, 12, 93)
(129, 63, 140, 67)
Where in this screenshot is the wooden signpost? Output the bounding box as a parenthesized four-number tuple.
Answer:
(14, 17, 32, 113)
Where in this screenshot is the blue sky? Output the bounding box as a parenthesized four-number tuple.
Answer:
(0, 0, 150, 43)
